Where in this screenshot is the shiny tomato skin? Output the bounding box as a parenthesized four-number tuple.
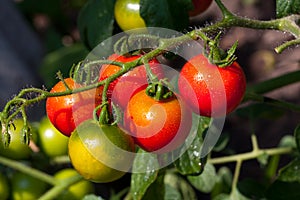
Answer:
(114, 0, 146, 31)
(178, 54, 246, 117)
(189, 0, 213, 17)
(46, 78, 101, 137)
(37, 116, 69, 158)
(125, 89, 192, 153)
(99, 54, 163, 109)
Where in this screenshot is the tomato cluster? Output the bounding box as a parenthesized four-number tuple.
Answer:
(42, 51, 246, 183)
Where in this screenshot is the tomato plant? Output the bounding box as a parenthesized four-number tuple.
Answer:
(178, 54, 246, 117)
(99, 53, 163, 109)
(10, 171, 48, 200)
(0, 173, 9, 200)
(0, 0, 300, 200)
(68, 119, 135, 183)
(124, 88, 192, 153)
(0, 119, 34, 160)
(37, 116, 69, 158)
(189, 0, 213, 17)
(114, 0, 146, 31)
(46, 78, 101, 137)
(54, 168, 94, 199)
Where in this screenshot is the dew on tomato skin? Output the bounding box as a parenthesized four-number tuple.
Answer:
(194, 73, 204, 81)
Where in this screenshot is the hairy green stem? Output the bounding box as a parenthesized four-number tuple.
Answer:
(0, 156, 56, 185)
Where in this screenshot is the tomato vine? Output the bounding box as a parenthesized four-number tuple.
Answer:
(0, 0, 300, 199)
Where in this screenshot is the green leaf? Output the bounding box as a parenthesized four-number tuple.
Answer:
(164, 172, 197, 200)
(211, 167, 232, 198)
(213, 132, 230, 152)
(276, 0, 300, 18)
(187, 163, 217, 193)
(236, 103, 285, 120)
(39, 43, 88, 88)
(78, 0, 115, 50)
(257, 152, 269, 167)
(213, 193, 231, 200)
(142, 173, 165, 200)
(164, 184, 182, 200)
(279, 135, 297, 149)
(82, 194, 105, 200)
(294, 124, 300, 152)
(130, 148, 159, 200)
(278, 158, 300, 182)
(237, 178, 267, 199)
(230, 189, 251, 200)
(140, 0, 191, 31)
(213, 191, 250, 200)
(266, 180, 300, 200)
(173, 115, 210, 175)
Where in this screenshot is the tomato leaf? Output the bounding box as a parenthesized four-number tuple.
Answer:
(173, 115, 210, 175)
(164, 172, 197, 199)
(211, 167, 232, 198)
(236, 103, 285, 120)
(294, 124, 300, 152)
(276, 0, 300, 18)
(187, 163, 217, 193)
(78, 0, 115, 50)
(130, 148, 159, 200)
(266, 180, 300, 200)
(82, 194, 105, 200)
(237, 178, 267, 199)
(39, 43, 88, 88)
(139, 0, 191, 31)
(142, 172, 165, 200)
(278, 158, 300, 182)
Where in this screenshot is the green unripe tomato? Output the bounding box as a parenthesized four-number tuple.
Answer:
(37, 116, 69, 158)
(0, 173, 10, 200)
(0, 119, 33, 160)
(10, 172, 48, 200)
(54, 168, 95, 200)
(114, 0, 146, 31)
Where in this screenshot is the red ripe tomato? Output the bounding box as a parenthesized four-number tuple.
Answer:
(178, 54, 246, 117)
(46, 78, 101, 137)
(99, 54, 163, 109)
(189, 0, 213, 17)
(124, 89, 192, 153)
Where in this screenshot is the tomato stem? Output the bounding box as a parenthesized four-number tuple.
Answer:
(0, 155, 56, 185)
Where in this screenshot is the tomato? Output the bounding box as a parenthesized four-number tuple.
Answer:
(10, 171, 48, 200)
(54, 168, 94, 199)
(46, 78, 101, 137)
(0, 119, 34, 160)
(114, 0, 146, 31)
(37, 116, 69, 158)
(68, 119, 135, 183)
(178, 54, 246, 117)
(0, 173, 9, 200)
(99, 54, 163, 109)
(125, 89, 192, 153)
(189, 0, 213, 17)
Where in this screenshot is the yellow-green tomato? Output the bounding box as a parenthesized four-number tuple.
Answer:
(37, 116, 69, 158)
(114, 0, 146, 31)
(10, 172, 48, 200)
(54, 168, 94, 200)
(0, 119, 33, 160)
(0, 173, 10, 200)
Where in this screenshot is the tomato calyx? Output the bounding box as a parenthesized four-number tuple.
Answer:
(146, 81, 174, 101)
(200, 32, 238, 67)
